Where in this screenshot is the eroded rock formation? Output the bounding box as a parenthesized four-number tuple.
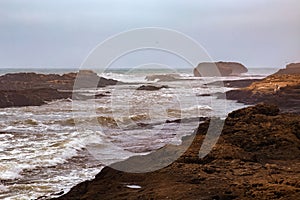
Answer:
(226, 74, 300, 113)
(194, 62, 248, 77)
(273, 63, 300, 75)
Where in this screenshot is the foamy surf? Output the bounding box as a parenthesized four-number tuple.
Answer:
(100, 72, 148, 83)
(0, 67, 276, 199)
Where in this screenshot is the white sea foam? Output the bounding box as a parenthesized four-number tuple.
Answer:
(183, 105, 212, 111)
(0, 69, 254, 199)
(1, 126, 15, 131)
(100, 72, 148, 83)
(0, 184, 8, 192)
(126, 185, 141, 189)
(0, 164, 26, 180)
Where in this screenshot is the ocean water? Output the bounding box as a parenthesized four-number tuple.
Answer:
(0, 67, 277, 199)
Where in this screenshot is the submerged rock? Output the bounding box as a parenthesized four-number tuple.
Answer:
(136, 85, 169, 91)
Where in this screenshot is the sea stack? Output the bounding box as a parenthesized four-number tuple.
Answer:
(193, 61, 248, 77)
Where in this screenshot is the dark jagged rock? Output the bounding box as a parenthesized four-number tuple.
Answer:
(0, 88, 72, 108)
(194, 62, 248, 77)
(165, 117, 209, 124)
(54, 104, 300, 200)
(196, 93, 211, 97)
(208, 79, 262, 88)
(0, 70, 119, 108)
(0, 70, 118, 91)
(136, 85, 169, 91)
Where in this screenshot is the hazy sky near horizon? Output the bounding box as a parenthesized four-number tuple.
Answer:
(0, 0, 299, 68)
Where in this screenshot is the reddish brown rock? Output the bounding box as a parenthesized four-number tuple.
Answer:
(54, 104, 300, 200)
(194, 62, 248, 77)
(208, 79, 262, 88)
(0, 70, 119, 108)
(226, 74, 300, 113)
(274, 63, 300, 75)
(0, 88, 72, 107)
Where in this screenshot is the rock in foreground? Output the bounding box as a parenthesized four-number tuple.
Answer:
(55, 104, 300, 200)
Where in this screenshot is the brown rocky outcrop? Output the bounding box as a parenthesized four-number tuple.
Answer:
(194, 62, 248, 77)
(0, 70, 118, 91)
(0, 70, 119, 108)
(207, 79, 262, 88)
(226, 74, 300, 113)
(54, 104, 300, 200)
(274, 63, 300, 75)
(0, 88, 72, 107)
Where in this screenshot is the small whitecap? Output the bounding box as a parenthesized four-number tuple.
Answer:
(0, 184, 8, 192)
(126, 185, 142, 189)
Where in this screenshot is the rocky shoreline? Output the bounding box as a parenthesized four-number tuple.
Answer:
(207, 79, 262, 88)
(54, 104, 300, 200)
(224, 64, 300, 114)
(1, 66, 299, 199)
(0, 70, 119, 108)
(50, 65, 300, 199)
(225, 74, 300, 113)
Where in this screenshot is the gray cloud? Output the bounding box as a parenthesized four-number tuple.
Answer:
(0, 0, 299, 68)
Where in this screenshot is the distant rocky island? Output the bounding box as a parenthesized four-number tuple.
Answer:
(193, 61, 248, 77)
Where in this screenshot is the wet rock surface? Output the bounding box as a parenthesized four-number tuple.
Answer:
(136, 85, 169, 91)
(226, 74, 300, 113)
(208, 79, 262, 88)
(0, 70, 118, 108)
(0, 88, 72, 107)
(55, 104, 300, 200)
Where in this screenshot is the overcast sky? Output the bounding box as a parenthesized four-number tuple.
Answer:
(0, 0, 299, 68)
